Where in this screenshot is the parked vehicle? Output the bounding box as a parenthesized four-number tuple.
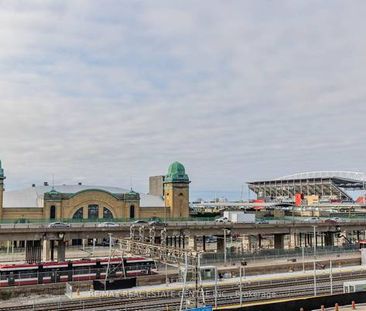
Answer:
(223, 211, 256, 223)
(215, 217, 230, 223)
(97, 222, 119, 228)
(133, 220, 147, 224)
(48, 222, 70, 228)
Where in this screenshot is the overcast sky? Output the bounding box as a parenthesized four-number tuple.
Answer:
(0, 1, 365, 198)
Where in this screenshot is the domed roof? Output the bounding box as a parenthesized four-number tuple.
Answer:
(165, 161, 189, 183)
(0, 160, 4, 178)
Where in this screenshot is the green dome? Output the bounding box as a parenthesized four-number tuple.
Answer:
(165, 161, 189, 183)
(0, 160, 4, 178)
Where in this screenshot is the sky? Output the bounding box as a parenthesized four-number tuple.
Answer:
(0, 0, 366, 200)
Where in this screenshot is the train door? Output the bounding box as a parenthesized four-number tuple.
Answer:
(96, 261, 101, 279)
(51, 270, 60, 283)
(38, 264, 43, 284)
(67, 262, 73, 282)
(8, 271, 15, 286)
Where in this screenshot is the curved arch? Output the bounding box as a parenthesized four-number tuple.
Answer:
(69, 189, 121, 200)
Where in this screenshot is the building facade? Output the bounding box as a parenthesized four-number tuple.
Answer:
(0, 161, 190, 222)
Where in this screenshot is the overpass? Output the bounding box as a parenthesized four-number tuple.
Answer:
(0, 220, 364, 263)
(0, 220, 361, 240)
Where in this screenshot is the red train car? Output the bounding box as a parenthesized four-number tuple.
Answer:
(0, 257, 156, 287)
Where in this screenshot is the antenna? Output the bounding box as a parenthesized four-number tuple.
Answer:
(52, 174, 55, 190)
(130, 176, 133, 190)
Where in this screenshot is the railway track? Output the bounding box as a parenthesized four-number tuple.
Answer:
(1, 271, 364, 311)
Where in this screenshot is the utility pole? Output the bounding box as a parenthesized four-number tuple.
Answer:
(195, 252, 198, 308)
(330, 259, 333, 295)
(214, 267, 218, 308)
(313, 225, 317, 296)
(224, 229, 227, 264)
(239, 266, 243, 306)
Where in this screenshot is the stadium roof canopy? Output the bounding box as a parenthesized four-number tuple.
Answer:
(248, 171, 366, 201)
(276, 171, 366, 182)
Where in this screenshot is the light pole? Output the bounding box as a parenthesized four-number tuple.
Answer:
(224, 229, 227, 264)
(313, 225, 317, 296)
(330, 259, 333, 295)
(239, 265, 244, 306)
(214, 266, 218, 308)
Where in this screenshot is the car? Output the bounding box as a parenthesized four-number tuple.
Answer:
(48, 222, 70, 228)
(304, 217, 320, 223)
(257, 220, 269, 224)
(148, 220, 165, 226)
(133, 220, 147, 224)
(324, 218, 337, 224)
(215, 217, 230, 223)
(97, 222, 119, 228)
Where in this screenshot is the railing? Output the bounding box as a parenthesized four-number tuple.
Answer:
(200, 245, 359, 264)
(0, 216, 217, 225)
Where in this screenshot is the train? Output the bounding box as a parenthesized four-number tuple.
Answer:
(0, 257, 156, 287)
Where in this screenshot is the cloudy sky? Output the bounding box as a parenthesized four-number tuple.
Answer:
(0, 1, 365, 199)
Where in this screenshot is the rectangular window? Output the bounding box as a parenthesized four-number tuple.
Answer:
(88, 205, 99, 220)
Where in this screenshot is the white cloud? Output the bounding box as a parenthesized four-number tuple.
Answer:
(0, 0, 365, 198)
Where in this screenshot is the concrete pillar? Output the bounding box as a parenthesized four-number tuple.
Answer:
(274, 234, 285, 250)
(288, 233, 297, 249)
(188, 236, 197, 251)
(57, 240, 66, 262)
(242, 235, 252, 252)
(82, 239, 87, 250)
(43, 240, 51, 262)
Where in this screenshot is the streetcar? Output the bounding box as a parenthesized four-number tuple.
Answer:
(359, 240, 366, 249)
(0, 257, 156, 287)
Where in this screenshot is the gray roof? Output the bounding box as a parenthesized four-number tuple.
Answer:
(276, 171, 366, 182)
(3, 185, 165, 208)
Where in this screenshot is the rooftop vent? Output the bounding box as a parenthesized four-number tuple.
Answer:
(44, 182, 49, 186)
(32, 184, 36, 187)
(78, 182, 82, 185)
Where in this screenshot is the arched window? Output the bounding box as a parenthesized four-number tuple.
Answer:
(72, 207, 83, 219)
(129, 205, 135, 219)
(88, 204, 99, 220)
(103, 207, 113, 219)
(50, 205, 56, 219)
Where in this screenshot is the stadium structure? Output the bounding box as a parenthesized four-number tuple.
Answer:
(248, 171, 366, 203)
